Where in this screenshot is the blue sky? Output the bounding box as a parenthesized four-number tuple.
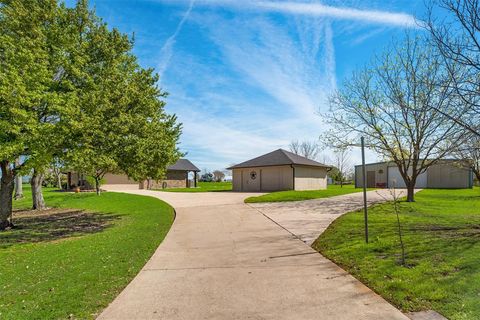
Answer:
(68, 0, 426, 171)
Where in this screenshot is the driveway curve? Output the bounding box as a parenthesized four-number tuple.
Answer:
(98, 186, 408, 320)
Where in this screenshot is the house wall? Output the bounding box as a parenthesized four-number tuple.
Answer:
(294, 166, 328, 190)
(232, 165, 293, 192)
(355, 163, 388, 188)
(103, 173, 138, 185)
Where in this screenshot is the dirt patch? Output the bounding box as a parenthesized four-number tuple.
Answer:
(0, 208, 121, 248)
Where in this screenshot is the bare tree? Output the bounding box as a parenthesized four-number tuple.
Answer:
(289, 140, 320, 160)
(377, 186, 407, 266)
(289, 140, 301, 155)
(326, 34, 465, 202)
(333, 148, 352, 187)
(425, 0, 480, 136)
(452, 134, 480, 182)
(213, 170, 225, 182)
(51, 159, 64, 190)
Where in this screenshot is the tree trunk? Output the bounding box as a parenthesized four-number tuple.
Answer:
(473, 168, 480, 186)
(95, 177, 101, 196)
(56, 172, 62, 190)
(406, 185, 415, 202)
(0, 161, 15, 230)
(14, 175, 23, 200)
(31, 169, 46, 210)
(14, 158, 23, 199)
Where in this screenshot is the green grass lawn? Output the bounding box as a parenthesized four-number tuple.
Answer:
(245, 184, 370, 203)
(313, 188, 480, 319)
(0, 186, 174, 319)
(158, 181, 232, 192)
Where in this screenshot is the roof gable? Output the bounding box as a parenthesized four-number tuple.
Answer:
(227, 149, 330, 169)
(167, 159, 200, 172)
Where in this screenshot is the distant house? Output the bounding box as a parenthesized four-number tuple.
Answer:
(67, 159, 200, 190)
(354, 160, 474, 189)
(227, 149, 331, 192)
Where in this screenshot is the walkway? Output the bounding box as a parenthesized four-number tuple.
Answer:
(98, 186, 408, 320)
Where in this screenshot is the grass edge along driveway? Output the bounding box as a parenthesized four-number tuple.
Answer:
(157, 181, 232, 192)
(0, 188, 174, 320)
(313, 188, 480, 319)
(245, 184, 372, 203)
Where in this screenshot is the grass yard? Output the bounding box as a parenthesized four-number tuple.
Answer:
(159, 181, 232, 192)
(313, 188, 480, 319)
(245, 184, 370, 203)
(0, 186, 174, 319)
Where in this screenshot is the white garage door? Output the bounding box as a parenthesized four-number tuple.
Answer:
(387, 167, 427, 188)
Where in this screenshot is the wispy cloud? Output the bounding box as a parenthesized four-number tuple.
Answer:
(160, 13, 337, 169)
(154, 0, 411, 169)
(157, 0, 195, 81)
(255, 1, 417, 27)
(155, 0, 417, 27)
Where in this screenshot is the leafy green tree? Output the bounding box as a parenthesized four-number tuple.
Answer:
(64, 1, 181, 195)
(0, 0, 61, 227)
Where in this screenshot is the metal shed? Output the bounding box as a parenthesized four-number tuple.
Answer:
(354, 160, 473, 189)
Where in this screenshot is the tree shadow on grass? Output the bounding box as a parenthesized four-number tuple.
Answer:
(0, 209, 121, 249)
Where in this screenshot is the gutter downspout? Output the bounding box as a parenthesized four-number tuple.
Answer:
(291, 165, 295, 190)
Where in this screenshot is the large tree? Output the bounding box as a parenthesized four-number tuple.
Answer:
(0, 0, 62, 226)
(426, 0, 480, 136)
(326, 35, 465, 202)
(0, 0, 182, 229)
(64, 1, 181, 195)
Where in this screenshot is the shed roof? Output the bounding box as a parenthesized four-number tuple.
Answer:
(227, 149, 330, 170)
(167, 159, 200, 172)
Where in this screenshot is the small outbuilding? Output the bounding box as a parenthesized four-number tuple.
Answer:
(145, 158, 201, 189)
(227, 149, 331, 192)
(67, 158, 200, 190)
(354, 160, 474, 189)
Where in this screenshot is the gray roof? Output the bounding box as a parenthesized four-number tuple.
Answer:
(227, 149, 330, 170)
(167, 159, 200, 172)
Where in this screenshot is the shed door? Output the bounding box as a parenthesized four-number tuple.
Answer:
(366, 171, 376, 188)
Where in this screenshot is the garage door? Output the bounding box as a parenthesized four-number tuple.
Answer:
(387, 167, 427, 188)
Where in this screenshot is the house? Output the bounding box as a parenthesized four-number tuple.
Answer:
(227, 149, 331, 192)
(67, 158, 200, 190)
(354, 160, 474, 189)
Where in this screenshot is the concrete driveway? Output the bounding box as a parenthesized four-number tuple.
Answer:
(249, 189, 409, 245)
(98, 187, 408, 320)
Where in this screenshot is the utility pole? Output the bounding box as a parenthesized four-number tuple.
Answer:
(361, 137, 368, 244)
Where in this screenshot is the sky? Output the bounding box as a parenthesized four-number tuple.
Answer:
(66, 0, 426, 171)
